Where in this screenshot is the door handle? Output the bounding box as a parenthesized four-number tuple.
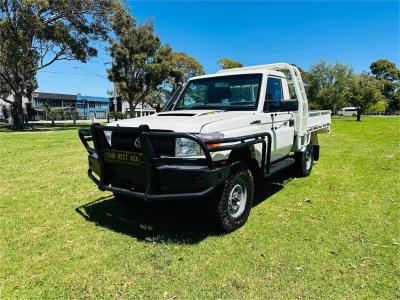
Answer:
(250, 120, 261, 125)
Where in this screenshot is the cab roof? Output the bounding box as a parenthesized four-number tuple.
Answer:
(190, 64, 286, 81)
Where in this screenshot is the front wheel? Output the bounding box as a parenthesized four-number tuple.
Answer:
(214, 164, 254, 232)
(294, 145, 314, 177)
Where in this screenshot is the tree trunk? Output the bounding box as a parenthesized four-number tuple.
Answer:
(129, 99, 135, 118)
(13, 93, 25, 129)
(356, 109, 361, 121)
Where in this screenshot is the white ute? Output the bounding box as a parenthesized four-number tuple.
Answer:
(79, 63, 331, 232)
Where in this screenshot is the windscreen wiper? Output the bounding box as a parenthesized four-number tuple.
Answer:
(223, 105, 255, 111)
(176, 105, 222, 110)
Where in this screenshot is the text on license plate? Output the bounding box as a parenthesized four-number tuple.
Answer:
(103, 150, 141, 164)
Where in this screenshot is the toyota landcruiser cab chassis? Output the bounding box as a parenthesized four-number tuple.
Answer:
(79, 63, 331, 232)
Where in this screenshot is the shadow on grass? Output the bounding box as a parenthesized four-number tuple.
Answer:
(0, 123, 91, 132)
(76, 196, 220, 244)
(75, 171, 294, 245)
(253, 168, 294, 207)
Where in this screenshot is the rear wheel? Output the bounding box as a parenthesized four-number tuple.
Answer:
(214, 164, 254, 232)
(295, 145, 314, 177)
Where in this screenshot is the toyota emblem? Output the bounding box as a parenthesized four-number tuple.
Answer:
(134, 138, 141, 149)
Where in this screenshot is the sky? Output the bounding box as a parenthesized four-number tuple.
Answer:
(36, 0, 400, 97)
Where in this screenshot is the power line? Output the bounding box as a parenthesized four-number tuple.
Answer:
(40, 70, 109, 80)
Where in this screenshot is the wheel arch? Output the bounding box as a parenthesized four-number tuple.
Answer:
(227, 146, 261, 176)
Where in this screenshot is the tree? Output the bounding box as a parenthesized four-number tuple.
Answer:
(390, 91, 400, 112)
(366, 100, 387, 115)
(169, 52, 204, 90)
(25, 102, 35, 121)
(370, 59, 400, 82)
(348, 73, 383, 121)
(307, 61, 354, 113)
(218, 58, 243, 70)
(108, 10, 173, 117)
(0, 0, 121, 129)
(370, 59, 400, 112)
(143, 87, 169, 112)
(1, 103, 9, 119)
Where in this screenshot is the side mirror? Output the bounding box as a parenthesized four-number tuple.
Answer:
(281, 100, 298, 111)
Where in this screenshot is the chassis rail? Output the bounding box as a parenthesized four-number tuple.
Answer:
(78, 124, 272, 201)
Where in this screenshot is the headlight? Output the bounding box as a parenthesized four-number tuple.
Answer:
(175, 138, 202, 157)
(175, 132, 224, 157)
(104, 130, 112, 146)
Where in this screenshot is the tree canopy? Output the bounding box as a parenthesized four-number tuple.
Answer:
(0, 0, 121, 128)
(306, 61, 387, 120)
(169, 51, 204, 90)
(370, 59, 400, 112)
(306, 61, 354, 112)
(348, 72, 383, 121)
(370, 59, 400, 82)
(147, 52, 204, 111)
(108, 9, 173, 116)
(217, 58, 243, 70)
(108, 9, 205, 114)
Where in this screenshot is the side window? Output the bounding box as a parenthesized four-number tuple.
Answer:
(264, 78, 282, 112)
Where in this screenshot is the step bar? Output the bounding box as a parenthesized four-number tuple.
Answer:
(266, 157, 296, 177)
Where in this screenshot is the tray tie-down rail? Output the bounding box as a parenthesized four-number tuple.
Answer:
(78, 124, 272, 201)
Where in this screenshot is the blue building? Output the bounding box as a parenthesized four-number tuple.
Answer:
(30, 92, 110, 120)
(76, 95, 109, 119)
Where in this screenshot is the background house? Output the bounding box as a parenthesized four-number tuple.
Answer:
(77, 95, 109, 119)
(109, 96, 156, 117)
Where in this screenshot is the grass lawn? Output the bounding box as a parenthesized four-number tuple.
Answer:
(0, 117, 399, 299)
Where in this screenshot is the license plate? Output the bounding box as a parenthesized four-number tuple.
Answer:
(103, 150, 141, 165)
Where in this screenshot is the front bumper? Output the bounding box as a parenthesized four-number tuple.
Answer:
(79, 124, 270, 201)
(87, 164, 229, 201)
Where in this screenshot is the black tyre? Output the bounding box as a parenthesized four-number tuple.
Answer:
(294, 144, 314, 177)
(214, 164, 254, 232)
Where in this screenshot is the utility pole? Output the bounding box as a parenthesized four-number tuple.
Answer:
(112, 56, 118, 122)
(113, 82, 118, 121)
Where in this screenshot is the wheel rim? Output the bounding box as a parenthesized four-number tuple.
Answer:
(228, 183, 247, 218)
(305, 148, 312, 170)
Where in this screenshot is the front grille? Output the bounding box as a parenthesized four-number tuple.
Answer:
(111, 130, 175, 156)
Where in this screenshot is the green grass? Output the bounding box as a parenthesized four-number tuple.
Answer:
(0, 117, 399, 299)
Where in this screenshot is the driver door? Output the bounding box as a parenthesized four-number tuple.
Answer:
(260, 77, 295, 162)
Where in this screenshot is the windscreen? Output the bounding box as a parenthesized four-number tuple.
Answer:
(173, 74, 262, 111)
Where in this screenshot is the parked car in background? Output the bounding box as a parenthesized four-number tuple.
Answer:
(338, 107, 357, 116)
